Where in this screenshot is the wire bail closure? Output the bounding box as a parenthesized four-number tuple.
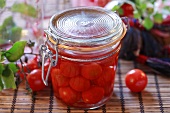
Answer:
(40, 31, 59, 86)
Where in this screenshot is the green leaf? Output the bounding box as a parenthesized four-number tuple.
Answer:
(112, 5, 120, 11)
(153, 13, 163, 24)
(4, 41, 27, 62)
(118, 8, 124, 15)
(146, 7, 154, 15)
(143, 17, 154, 30)
(8, 63, 19, 73)
(10, 26, 22, 42)
(164, 6, 170, 12)
(139, 4, 147, 10)
(0, 0, 5, 8)
(0, 64, 5, 91)
(133, 10, 141, 19)
(2, 65, 16, 89)
(11, 3, 37, 18)
(0, 51, 5, 62)
(2, 16, 15, 28)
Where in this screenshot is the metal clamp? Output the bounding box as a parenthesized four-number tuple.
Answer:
(40, 40, 58, 86)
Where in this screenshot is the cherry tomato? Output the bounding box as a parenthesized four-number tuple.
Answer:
(60, 61, 80, 78)
(94, 0, 110, 7)
(82, 86, 104, 104)
(125, 69, 148, 92)
(120, 3, 134, 17)
(94, 66, 115, 87)
(17, 57, 39, 79)
(69, 76, 90, 92)
(89, 0, 94, 2)
(51, 68, 69, 87)
(81, 63, 102, 80)
(27, 69, 46, 91)
(59, 87, 81, 105)
(51, 70, 59, 97)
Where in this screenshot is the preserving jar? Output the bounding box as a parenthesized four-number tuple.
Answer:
(40, 7, 127, 109)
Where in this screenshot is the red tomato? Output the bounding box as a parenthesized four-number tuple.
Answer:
(69, 76, 90, 92)
(59, 87, 81, 105)
(51, 68, 69, 87)
(60, 61, 80, 78)
(27, 69, 46, 91)
(89, 0, 94, 2)
(94, 66, 115, 87)
(93, 66, 115, 96)
(94, 0, 110, 7)
(51, 70, 59, 97)
(120, 3, 134, 17)
(103, 84, 113, 96)
(81, 63, 102, 80)
(125, 69, 148, 92)
(17, 57, 39, 79)
(82, 86, 104, 104)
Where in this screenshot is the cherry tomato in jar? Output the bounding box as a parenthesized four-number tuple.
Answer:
(69, 76, 91, 92)
(82, 86, 104, 104)
(94, 66, 115, 86)
(59, 87, 81, 105)
(27, 69, 46, 91)
(81, 63, 102, 80)
(60, 61, 80, 78)
(51, 68, 69, 87)
(125, 69, 148, 92)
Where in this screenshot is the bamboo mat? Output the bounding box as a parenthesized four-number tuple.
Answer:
(0, 60, 170, 113)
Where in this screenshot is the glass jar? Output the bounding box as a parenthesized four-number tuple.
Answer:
(40, 7, 127, 109)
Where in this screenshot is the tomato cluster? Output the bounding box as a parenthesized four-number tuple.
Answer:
(17, 56, 52, 91)
(51, 53, 118, 107)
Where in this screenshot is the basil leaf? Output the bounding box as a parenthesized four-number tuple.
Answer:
(143, 17, 154, 30)
(0, 0, 5, 8)
(11, 3, 37, 18)
(4, 41, 27, 62)
(2, 65, 16, 89)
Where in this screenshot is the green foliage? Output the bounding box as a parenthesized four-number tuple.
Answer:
(0, 16, 22, 43)
(111, 0, 170, 30)
(11, 3, 37, 18)
(3, 41, 27, 62)
(153, 13, 163, 24)
(0, 41, 27, 91)
(1, 65, 16, 89)
(0, 0, 5, 8)
(143, 17, 154, 30)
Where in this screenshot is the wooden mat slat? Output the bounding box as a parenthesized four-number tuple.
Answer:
(0, 59, 170, 113)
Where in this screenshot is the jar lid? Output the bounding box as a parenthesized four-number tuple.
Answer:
(47, 7, 126, 51)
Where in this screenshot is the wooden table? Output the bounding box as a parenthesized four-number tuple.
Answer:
(0, 60, 170, 113)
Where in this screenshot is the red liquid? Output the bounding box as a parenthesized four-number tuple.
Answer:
(51, 45, 120, 109)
